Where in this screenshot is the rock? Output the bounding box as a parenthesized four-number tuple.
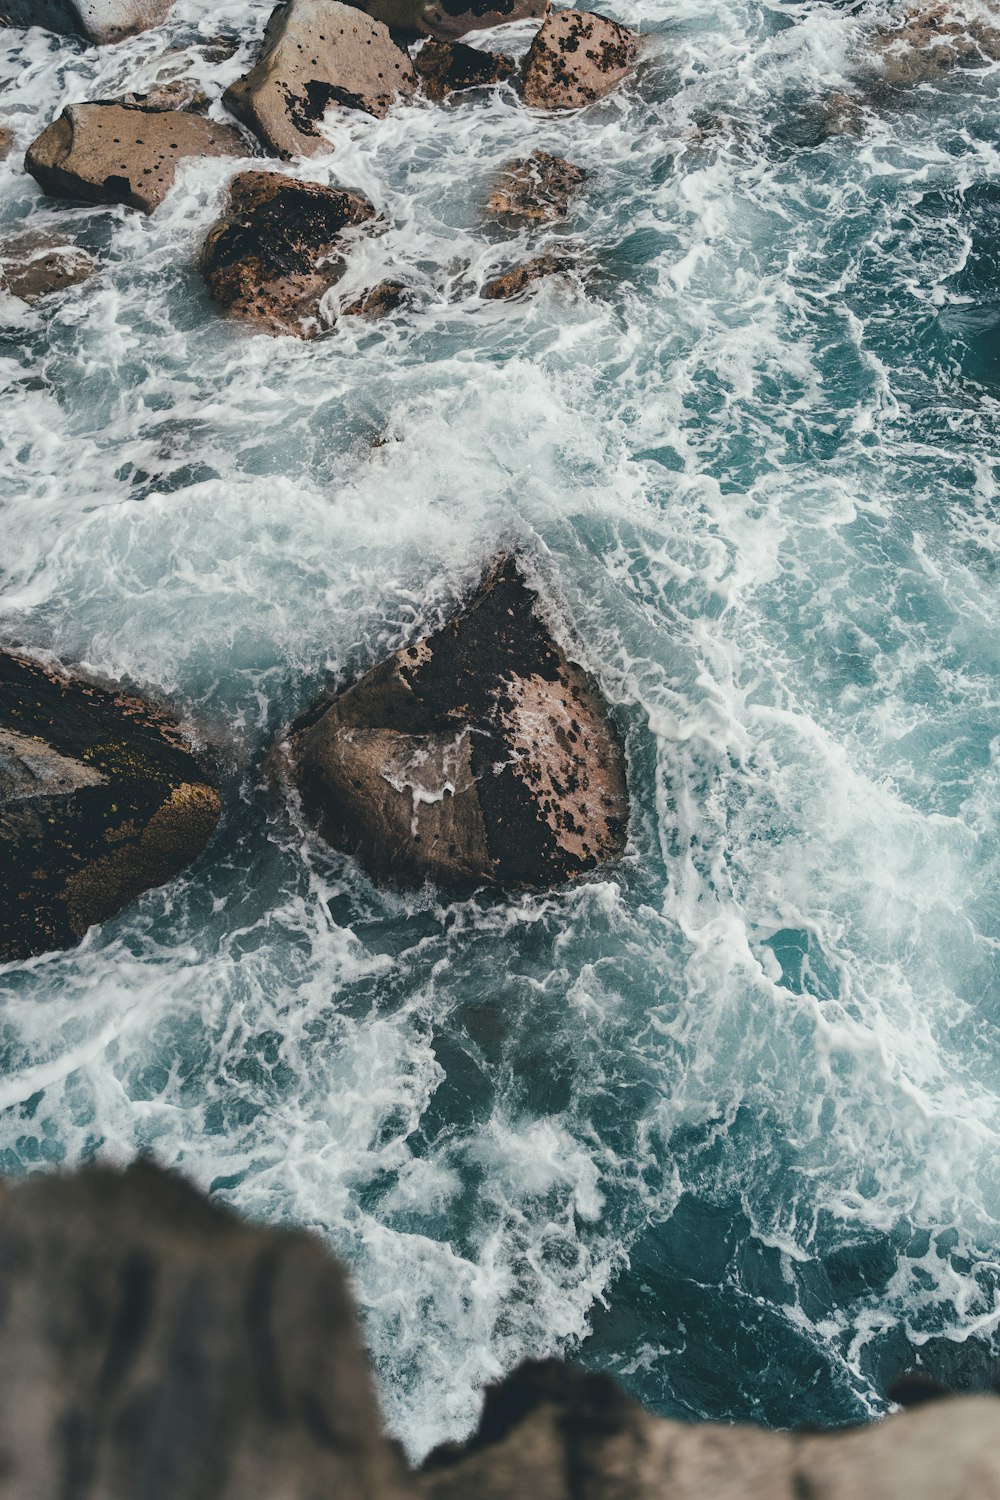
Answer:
(0, 0, 174, 43)
(486, 151, 585, 223)
(482, 251, 571, 298)
(118, 80, 212, 113)
(199, 169, 376, 338)
(0, 230, 96, 302)
(24, 101, 245, 215)
(0, 126, 14, 161)
(521, 8, 638, 110)
(347, 0, 545, 43)
(287, 554, 628, 890)
(865, 2, 1000, 86)
(0, 1161, 409, 1500)
(414, 39, 514, 100)
(417, 1359, 1000, 1500)
(0, 651, 220, 961)
(223, 0, 416, 160)
(341, 278, 409, 316)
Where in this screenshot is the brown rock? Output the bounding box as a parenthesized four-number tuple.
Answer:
(482, 251, 571, 298)
(342, 278, 410, 316)
(521, 8, 638, 110)
(224, 0, 416, 160)
(118, 79, 212, 112)
(0, 125, 14, 161)
(414, 39, 514, 100)
(347, 0, 546, 43)
(286, 554, 628, 890)
(0, 0, 174, 43)
(199, 169, 376, 338)
(487, 150, 584, 223)
(866, 2, 1000, 85)
(0, 230, 96, 302)
(0, 651, 220, 961)
(24, 101, 245, 214)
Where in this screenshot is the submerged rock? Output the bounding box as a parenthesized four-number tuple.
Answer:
(866, 1, 1000, 86)
(0, 651, 220, 961)
(287, 555, 628, 890)
(347, 0, 545, 43)
(341, 278, 410, 316)
(199, 169, 376, 337)
(486, 150, 585, 223)
(24, 100, 244, 214)
(0, 0, 174, 43)
(224, 0, 416, 160)
(521, 8, 638, 110)
(482, 251, 572, 298)
(0, 230, 95, 302)
(414, 39, 514, 100)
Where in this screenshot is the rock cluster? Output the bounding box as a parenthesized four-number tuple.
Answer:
(0, 651, 219, 961)
(287, 555, 628, 889)
(867, 1, 1000, 86)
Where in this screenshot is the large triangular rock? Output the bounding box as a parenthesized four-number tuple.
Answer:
(521, 8, 638, 110)
(349, 0, 546, 43)
(0, 652, 220, 960)
(224, 0, 416, 160)
(0, 0, 173, 44)
(287, 556, 628, 889)
(24, 100, 244, 214)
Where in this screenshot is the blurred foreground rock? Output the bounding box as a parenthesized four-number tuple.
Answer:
(0, 0, 173, 44)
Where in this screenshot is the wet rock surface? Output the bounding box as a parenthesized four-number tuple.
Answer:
(288, 555, 628, 890)
(487, 150, 585, 223)
(224, 0, 416, 160)
(414, 39, 514, 100)
(24, 100, 244, 214)
(199, 169, 376, 337)
(521, 8, 639, 110)
(341, 277, 409, 316)
(0, 0, 174, 43)
(0, 229, 95, 301)
(0, 125, 14, 161)
(348, 0, 545, 43)
(482, 250, 572, 298)
(0, 651, 220, 961)
(865, 2, 1000, 86)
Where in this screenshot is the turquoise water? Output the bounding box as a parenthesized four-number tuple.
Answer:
(4, 0, 1000, 1457)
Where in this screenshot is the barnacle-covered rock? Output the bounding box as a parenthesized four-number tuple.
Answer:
(414, 39, 514, 100)
(521, 8, 638, 110)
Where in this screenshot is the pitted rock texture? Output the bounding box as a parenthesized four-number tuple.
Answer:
(348, 0, 545, 43)
(482, 251, 571, 298)
(521, 8, 638, 110)
(0, 1162, 409, 1500)
(200, 170, 376, 337)
(24, 101, 244, 214)
(0, 229, 96, 301)
(224, 0, 416, 160)
(0, 0, 173, 43)
(414, 39, 514, 100)
(487, 150, 585, 222)
(864, 2, 1000, 86)
(0, 651, 220, 961)
(288, 555, 628, 889)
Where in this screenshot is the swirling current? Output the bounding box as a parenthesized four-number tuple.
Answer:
(4, 0, 1000, 1459)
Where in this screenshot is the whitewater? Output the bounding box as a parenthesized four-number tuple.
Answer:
(4, 0, 1000, 1458)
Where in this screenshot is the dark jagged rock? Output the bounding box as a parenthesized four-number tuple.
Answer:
(482, 251, 571, 298)
(224, 0, 416, 160)
(0, 230, 96, 302)
(346, 0, 545, 43)
(199, 169, 376, 338)
(0, 1162, 408, 1500)
(24, 101, 244, 214)
(414, 39, 514, 100)
(341, 278, 409, 317)
(486, 151, 585, 223)
(0, 0, 174, 43)
(521, 8, 638, 110)
(287, 555, 628, 890)
(0, 651, 220, 961)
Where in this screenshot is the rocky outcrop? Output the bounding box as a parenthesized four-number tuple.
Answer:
(0, 1162, 407, 1500)
(0, 0, 173, 44)
(199, 170, 376, 337)
(24, 101, 244, 214)
(414, 39, 514, 100)
(224, 0, 416, 160)
(348, 0, 545, 43)
(865, 2, 1000, 87)
(0, 230, 95, 302)
(486, 151, 585, 223)
(483, 251, 571, 297)
(286, 555, 628, 890)
(0, 651, 220, 961)
(521, 8, 638, 110)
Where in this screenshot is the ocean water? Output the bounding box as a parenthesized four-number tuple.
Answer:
(4, 0, 1000, 1458)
